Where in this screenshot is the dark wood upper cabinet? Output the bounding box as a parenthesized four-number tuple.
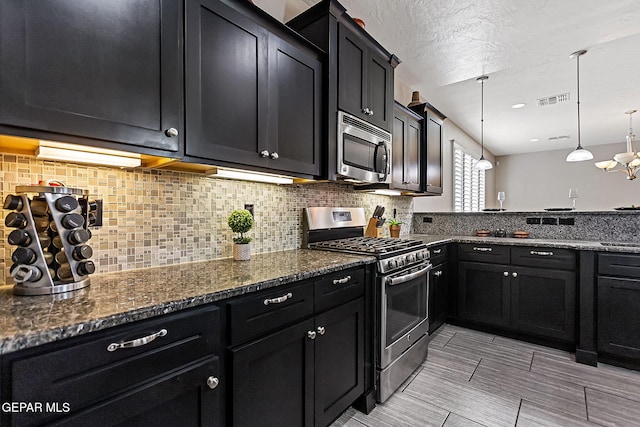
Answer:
(410, 103, 444, 195)
(391, 102, 423, 193)
(185, 0, 321, 178)
(337, 24, 393, 131)
(0, 0, 183, 155)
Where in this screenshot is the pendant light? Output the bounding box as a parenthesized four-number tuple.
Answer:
(595, 110, 640, 180)
(474, 75, 493, 170)
(566, 50, 594, 162)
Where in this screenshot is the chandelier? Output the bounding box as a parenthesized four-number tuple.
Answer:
(595, 110, 640, 180)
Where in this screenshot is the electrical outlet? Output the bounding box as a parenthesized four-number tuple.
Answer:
(423, 217, 433, 223)
(526, 217, 541, 224)
(244, 204, 254, 217)
(542, 217, 558, 225)
(559, 217, 575, 225)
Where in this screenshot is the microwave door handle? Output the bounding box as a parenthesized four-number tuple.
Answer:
(375, 142, 389, 182)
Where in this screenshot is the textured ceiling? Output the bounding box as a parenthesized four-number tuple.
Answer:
(259, 0, 640, 156)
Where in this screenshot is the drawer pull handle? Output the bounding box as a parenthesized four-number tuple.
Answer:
(332, 275, 351, 285)
(107, 329, 167, 352)
(473, 247, 492, 252)
(433, 249, 442, 254)
(206, 376, 220, 390)
(264, 292, 293, 305)
(530, 250, 554, 256)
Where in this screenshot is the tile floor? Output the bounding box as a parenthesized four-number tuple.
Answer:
(331, 324, 640, 427)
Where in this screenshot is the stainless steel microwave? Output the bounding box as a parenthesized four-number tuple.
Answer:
(337, 111, 392, 184)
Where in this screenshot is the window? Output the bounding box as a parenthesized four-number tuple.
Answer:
(454, 145, 485, 212)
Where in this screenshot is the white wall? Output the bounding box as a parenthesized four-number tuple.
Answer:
(494, 142, 638, 211)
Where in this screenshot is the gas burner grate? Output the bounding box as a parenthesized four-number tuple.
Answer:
(310, 236, 423, 255)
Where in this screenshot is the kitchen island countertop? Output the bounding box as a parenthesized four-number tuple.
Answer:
(0, 249, 375, 355)
(408, 234, 640, 253)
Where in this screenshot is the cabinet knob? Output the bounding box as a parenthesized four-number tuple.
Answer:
(206, 376, 219, 390)
(368, 109, 374, 116)
(503, 271, 509, 276)
(434, 270, 442, 277)
(270, 152, 279, 160)
(307, 330, 317, 340)
(260, 150, 270, 158)
(362, 108, 369, 114)
(164, 127, 178, 137)
(512, 272, 518, 278)
(317, 326, 326, 335)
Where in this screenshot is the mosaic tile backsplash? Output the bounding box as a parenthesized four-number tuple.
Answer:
(0, 153, 413, 284)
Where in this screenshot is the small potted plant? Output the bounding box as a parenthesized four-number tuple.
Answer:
(387, 217, 403, 238)
(228, 209, 254, 261)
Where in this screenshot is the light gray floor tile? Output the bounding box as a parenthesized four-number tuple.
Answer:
(350, 391, 449, 427)
(331, 408, 369, 427)
(443, 413, 488, 427)
(492, 335, 574, 359)
(531, 352, 640, 402)
(404, 367, 520, 427)
(470, 358, 587, 419)
(429, 326, 455, 347)
(421, 345, 480, 382)
(516, 400, 603, 427)
(585, 387, 640, 427)
(444, 331, 534, 371)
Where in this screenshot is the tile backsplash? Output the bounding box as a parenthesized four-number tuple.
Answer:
(1, 153, 413, 283)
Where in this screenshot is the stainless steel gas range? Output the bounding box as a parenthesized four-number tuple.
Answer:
(303, 207, 431, 402)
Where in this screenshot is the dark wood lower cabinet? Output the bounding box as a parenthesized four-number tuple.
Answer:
(230, 298, 365, 427)
(510, 267, 575, 342)
(428, 262, 448, 334)
(231, 318, 315, 427)
(598, 276, 640, 360)
(457, 261, 510, 328)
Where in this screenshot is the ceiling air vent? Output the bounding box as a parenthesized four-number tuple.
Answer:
(537, 92, 570, 107)
(548, 135, 571, 141)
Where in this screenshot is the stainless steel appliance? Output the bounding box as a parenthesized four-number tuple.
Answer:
(337, 111, 392, 184)
(303, 207, 430, 402)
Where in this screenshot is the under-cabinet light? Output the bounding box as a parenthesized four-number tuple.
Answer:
(206, 168, 294, 185)
(36, 141, 141, 168)
(372, 189, 402, 196)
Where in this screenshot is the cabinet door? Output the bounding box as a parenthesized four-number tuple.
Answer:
(424, 112, 443, 194)
(337, 23, 367, 121)
(392, 113, 406, 190)
(598, 276, 640, 359)
(392, 105, 421, 192)
(13, 358, 221, 427)
(366, 52, 393, 131)
(231, 318, 315, 427)
(185, 0, 268, 167)
(0, 0, 182, 154)
(458, 261, 510, 327)
(267, 33, 322, 176)
(510, 267, 576, 342)
(429, 262, 448, 334)
(315, 298, 365, 427)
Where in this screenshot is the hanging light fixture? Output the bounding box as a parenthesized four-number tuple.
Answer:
(566, 50, 594, 162)
(474, 75, 493, 170)
(595, 109, 640, 180)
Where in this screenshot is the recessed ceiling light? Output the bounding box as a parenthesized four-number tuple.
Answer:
(512, 103, 526, 109)
(530, 138, 539, 142)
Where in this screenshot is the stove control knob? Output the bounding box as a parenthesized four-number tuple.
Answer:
(386, 260, 396, 269)
(416, 251, 424, 260)
(397, 258, 405, 267)
(406, 254, 415, 263)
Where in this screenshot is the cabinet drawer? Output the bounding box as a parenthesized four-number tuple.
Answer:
(599, 253, 640, 279)
(314, 267, 365, 312)
(429, 244, 448, 265)
(457, 243, 510, 264)
(511, 246, 576, 270)
(228, 281, 314, 346)
(10, 306, 219, 418)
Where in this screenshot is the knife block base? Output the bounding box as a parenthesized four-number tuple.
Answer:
(365, 218, 384, 238)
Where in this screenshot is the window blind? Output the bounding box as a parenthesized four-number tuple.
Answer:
(454, 146, 485, 212)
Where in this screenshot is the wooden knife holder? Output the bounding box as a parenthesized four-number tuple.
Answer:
(364, 218, 384, 238)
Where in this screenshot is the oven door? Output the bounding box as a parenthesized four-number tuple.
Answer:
(379, 261, 431, 369)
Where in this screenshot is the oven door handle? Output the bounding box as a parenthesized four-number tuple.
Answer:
(386, 263, 432, 286)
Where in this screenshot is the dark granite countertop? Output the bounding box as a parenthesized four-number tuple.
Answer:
(0, 249, 375, 355)
(408, 234, 640, 253)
